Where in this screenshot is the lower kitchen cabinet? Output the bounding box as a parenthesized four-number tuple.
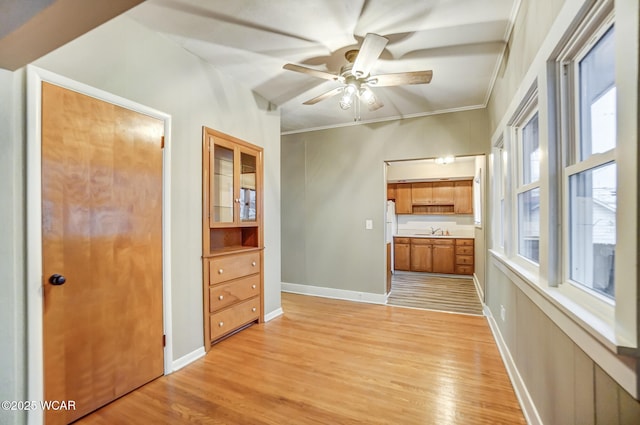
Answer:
(432, 242, 455, 274)
(394, 238, 411, 271)
(394, 237, 472, 275)
(410, 241, 432, 271)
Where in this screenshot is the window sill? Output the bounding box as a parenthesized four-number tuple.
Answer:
(489, 249, 637, 356)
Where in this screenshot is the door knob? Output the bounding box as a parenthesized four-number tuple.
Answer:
(49, 274, 66, 285)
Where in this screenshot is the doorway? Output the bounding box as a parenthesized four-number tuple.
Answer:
(385, 155, 486, 314)
(26, 67, 173, 424)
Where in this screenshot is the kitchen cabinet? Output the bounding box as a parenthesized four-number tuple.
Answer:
(411, 182, 433, 204)
(202, 127, 264, 349)
(432, 181, 454, 205)
(455, 239, 475, 275)
(395, 237, 472, 275)
(394, 237, 411, 270)
(432, 242, 455, 274)
(454, 180, 473, 214)
(395, 183, 412, 214)
(410, 239, 432, 271)
(387, 183, 397, 201)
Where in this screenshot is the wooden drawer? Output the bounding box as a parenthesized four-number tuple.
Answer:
(431, 238, 454, 246)
(394, 237, 411, 244)
(455, 246, 474, 255)
(455, 265, 474, 275)
(455, 238, 474, 246)
(456, 255, 474, 265)
(412, 238, 454, 245)
(209, 251, 261, 285)
(210, 297, 260, 340)
(209, 274, 260, 312)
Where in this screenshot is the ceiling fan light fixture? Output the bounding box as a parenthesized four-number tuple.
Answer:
(359, 87, 376, 105)
(339, 94, 353, 110)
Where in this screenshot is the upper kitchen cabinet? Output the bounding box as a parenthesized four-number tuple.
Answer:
(432, 181, 454, 204)
(387, 183, 397, 201)
(395, 183, 412, 214)
(453, 180, 473, 214)
(203, 127, 263, 255)
(392, 179, 473, 215)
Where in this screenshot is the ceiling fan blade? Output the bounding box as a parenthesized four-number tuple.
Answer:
(352, 33, 389, 78)
(302, 87, 343, 105)
(366, 70, 433, 87)
(283, 63, 340, 81)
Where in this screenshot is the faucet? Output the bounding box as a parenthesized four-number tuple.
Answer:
(430, 227, 441, 235)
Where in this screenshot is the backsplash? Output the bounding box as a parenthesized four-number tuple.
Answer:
(396, 215, 474, 237)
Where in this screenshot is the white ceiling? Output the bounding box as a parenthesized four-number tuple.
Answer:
(127, 0, 520, 134)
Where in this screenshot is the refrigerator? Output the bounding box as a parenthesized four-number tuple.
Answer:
(386, 200, 397, 272)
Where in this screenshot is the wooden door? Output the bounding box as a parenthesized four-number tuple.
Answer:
(432, 182, 454, 204)
(432, 244, 455, 274)
(394, 242, 411, 271)
(411, 182, 432, 204)
(386, 183, 396, 201)
(395, 184, 412, 214)
(454, 180, 473, 214)
(42, 82, 165, 424)
(410, 243, 432, 272)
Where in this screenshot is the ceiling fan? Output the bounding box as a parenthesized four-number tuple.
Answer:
(282, 33, 433, 114)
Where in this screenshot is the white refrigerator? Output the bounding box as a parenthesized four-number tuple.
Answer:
(386, 200, 397, 272)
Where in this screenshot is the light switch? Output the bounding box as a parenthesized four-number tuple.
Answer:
(365, 219, 373, 230)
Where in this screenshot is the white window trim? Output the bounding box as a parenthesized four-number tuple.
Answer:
(508, 87, 540, 271)
(491, 137, 507, 253)
(555, 5, 618, 337)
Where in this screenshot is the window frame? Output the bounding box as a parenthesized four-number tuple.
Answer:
(558, 10, 616, 308)
(510, 91, 541, 269)
(491, 137, 508, 254)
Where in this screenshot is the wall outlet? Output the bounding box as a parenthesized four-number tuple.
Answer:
(365, 219, 373, 230)
(500, 305, 506, 322)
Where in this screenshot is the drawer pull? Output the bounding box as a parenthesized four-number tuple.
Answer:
(252, 307, 257, 312)
(218, 269, 223, 274)
(251, 261, 256, 267)
(252, 284, 257, 289)
(218, 321, 224, 327)
(218, 295, 224, 300)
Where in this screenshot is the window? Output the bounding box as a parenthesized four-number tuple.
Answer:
(515, 105, 540, 264)
(562, 19, 616, 299)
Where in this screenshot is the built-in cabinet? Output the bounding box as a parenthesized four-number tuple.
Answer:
(388, 179, 473, 215)
(202, 127, 263, 349)
(395, 237, 473, 275)
(454, 239, 475, 275)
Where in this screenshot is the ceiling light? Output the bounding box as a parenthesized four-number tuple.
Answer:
(359, 87, 376, 105)
(435, 156, 455, 165)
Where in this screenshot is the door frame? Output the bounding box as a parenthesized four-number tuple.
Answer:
(26, 65, 173, 425)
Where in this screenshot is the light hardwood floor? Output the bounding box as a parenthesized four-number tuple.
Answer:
(75, 293, 525, 425)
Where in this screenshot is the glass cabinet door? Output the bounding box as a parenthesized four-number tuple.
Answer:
(211, 143, 235, 225)
(239, 150, 258, 222)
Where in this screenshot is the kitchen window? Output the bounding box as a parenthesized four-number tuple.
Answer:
(559, 11, 616, 300)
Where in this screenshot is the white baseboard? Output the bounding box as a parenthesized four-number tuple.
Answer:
(171, 346, 206, 373)
(472, 273, 485, 302)
(281, 282, 387, 304)
(264, 307, 284, 322)
(486, 309, 542, 425)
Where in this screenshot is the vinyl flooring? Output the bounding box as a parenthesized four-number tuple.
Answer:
(387, 272, 484, 315)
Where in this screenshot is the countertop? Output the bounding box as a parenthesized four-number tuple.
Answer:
(394, 234, 474, 239)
